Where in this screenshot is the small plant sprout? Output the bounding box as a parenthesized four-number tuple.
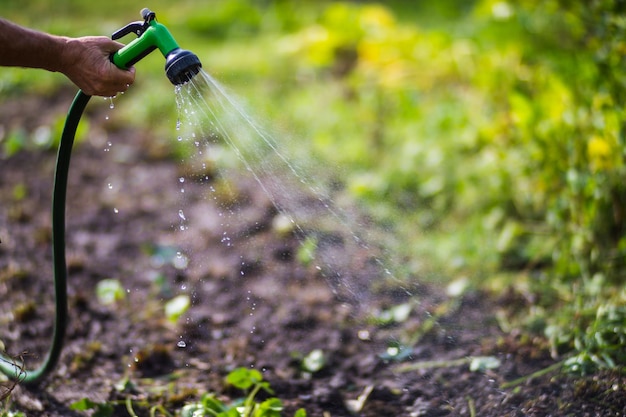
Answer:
(296, 236, 317, 267)
(345, 385, 373, 414)
(96, 278, 126, 306)
(271, 213, 295, 236)
(469, 356, 501, 372)
(301, 349, 326, 374)
(165, 294, 191, 323)
(373, 302, 412, 325)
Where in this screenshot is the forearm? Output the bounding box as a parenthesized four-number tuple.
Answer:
(0, 18, 134, 96)
(0, 18, 68, 72)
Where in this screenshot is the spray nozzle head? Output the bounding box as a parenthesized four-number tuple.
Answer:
(165, 48, 202, 85)
(111, 8, 202, 85)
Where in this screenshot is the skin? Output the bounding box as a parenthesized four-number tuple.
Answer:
(0, 18, 135, 97)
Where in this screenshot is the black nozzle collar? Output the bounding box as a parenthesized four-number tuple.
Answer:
(165, 49, 202, 85)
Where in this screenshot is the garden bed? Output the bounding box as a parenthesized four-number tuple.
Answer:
(1, 91, 624, 416)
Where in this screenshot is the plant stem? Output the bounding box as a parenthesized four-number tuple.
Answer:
(500, 360, 565, 389)
(125, 397, 139, 417)
(466, 396, 477, 417)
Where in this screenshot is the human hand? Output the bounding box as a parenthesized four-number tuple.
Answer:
(60, 36, 135, 97)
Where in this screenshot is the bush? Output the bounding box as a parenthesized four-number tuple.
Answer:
(278, 0, 626, 371)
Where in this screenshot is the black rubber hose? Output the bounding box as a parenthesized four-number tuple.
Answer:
(0, 90, 91, 384)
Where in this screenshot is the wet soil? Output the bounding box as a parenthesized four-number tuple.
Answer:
(1, 89, 625, 416)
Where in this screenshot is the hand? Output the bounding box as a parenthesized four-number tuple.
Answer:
(60, 36, 136, 97)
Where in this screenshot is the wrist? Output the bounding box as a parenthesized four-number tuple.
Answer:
(46, 35, 73, 73)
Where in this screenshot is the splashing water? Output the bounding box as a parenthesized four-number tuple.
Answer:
(173, 69, 403, 306)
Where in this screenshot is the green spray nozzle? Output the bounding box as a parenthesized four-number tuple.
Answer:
(111, 8, 202, 85)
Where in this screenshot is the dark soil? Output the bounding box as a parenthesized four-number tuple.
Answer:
(1, 89, 625, 417)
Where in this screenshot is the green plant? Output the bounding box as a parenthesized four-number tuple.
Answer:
(181, 367, 306, 417)
(96, 278, 126, 306)
(70, 398, 115, 417)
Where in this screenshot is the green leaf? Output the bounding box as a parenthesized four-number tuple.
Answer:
(2, 128, 27, 157)
(217, 408, 240, 417)
(375, 303, 412, 325)
(301, 349, 325, 373)
(182, 394, 230, 417)
(226, 367, 263, 390)
(201, 393, 229, 413)
(296, 236, 317, 266)
(95, 279, 125, 306)
(255, 398, 283, 417)
(294, 409, 308, 417)
(165, 294, 191, 323)
(70, 398, 98, 411)
(179, 404, 199, 417)
(469, 356, 501, 372)
(69, 398, 113, 417)
(379, 341, 413, 362)
(92, 404, 115, 417)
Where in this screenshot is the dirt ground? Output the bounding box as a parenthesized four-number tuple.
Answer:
(1, 89, 625, 416)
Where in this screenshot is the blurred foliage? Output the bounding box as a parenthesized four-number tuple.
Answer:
(2, 0, 626, 373)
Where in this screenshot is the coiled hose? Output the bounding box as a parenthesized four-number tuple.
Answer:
(0, 90, 91, 384)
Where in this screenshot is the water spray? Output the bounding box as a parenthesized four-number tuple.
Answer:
(0, 8, 202, 385)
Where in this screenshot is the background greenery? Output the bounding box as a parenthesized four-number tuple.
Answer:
(1, 0, 625, 374)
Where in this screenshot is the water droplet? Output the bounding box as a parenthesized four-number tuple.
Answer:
(113, 208, 119, 214)
(107, 183, 113, 189)
(109, 97, 115, 109)
(178, 209, 186, 220)
(176, 119, 181, 130)
(179, 177, 185, 183)
(105, 115, 109, 120)
(177, 340, 187, 348)
(173, 252, 189, 269)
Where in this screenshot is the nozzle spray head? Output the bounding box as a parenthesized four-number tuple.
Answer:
(111, 8, 202, 85)
(165, 48, 202, 85)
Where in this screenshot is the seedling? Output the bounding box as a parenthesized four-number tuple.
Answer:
(96, 279, 126, 306)
(296, 237, 317, 267)
(165, 295, 191, 323)
(301, 349, 326, 374)
(181, 367, 307, 417)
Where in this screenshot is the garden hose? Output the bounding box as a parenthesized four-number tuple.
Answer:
(0, 8, 201, 386)
(0, 91, 91, 384)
